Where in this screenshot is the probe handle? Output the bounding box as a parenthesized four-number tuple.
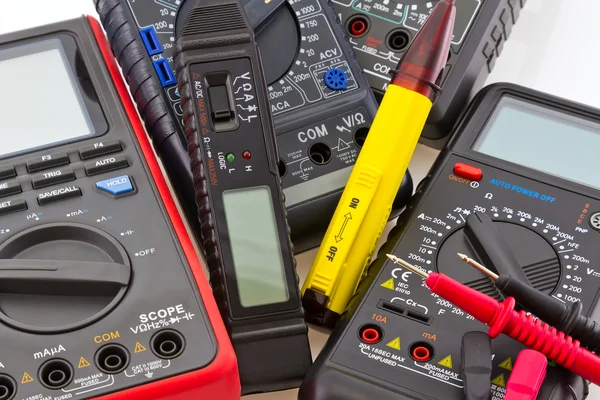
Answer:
(426, 272, 600, 386)
(504, 350, 547, 400)
(460, 331, 492, 400)
(496, 275, 565, 326)
(568, 301, 600, 353)
(502, 312, 600, 387)
(498, 275, 600, 353)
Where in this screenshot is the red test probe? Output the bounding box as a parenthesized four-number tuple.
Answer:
(505, 350, 547, 400)
(386, 254, 600, 386)
(461, 212, 600, 353)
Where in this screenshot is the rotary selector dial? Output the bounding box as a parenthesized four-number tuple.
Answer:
(437, 222, 561, 298)
(0, 223, 131, 334)
(403, 203, 595, 316)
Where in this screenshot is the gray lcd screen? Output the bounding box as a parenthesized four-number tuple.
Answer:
(222, 186, 289, 308)
(473, 96, 600, 189)
(0, 39, 94, 157)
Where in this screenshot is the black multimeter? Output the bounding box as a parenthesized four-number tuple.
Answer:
(174, 0, 312, 395)
(299, 83, 598, 400)
(94, 0, 412, 253)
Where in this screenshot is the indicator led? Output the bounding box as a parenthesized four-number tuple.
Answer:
(226, 153, 235, 163)
(242, 151, 252, 160)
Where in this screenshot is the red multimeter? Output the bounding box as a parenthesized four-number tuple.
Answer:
(0, 16, 239, 400)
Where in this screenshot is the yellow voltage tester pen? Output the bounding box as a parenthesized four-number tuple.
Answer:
(302, 0, 456, 328)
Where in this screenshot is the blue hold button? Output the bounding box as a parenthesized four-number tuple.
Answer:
(96, 175, 134, 196)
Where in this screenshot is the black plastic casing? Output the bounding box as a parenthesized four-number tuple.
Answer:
(299, 83, 598, 400)
(174, 1, 312, 394)
(94, 0, 413, 253)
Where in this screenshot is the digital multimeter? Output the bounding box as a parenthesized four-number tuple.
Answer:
(332, 0, 527, 143)
(299, 83, 599, 400)
(94, 0, 413, 253)
(0, 16, 239, 400)
(173, 0, 312, 395)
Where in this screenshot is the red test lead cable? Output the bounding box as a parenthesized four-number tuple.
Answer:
(386, 255, 600, 386)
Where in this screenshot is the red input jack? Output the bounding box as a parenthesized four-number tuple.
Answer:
(409, 342, 435, 362)
(412, 347, 431, 361)
(347, 16, 369, 37)
(359, 325, 383, 344)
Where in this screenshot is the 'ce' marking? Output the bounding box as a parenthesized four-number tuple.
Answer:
(391, 268, 412, 282)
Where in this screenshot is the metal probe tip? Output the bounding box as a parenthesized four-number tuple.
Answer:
(386, 254, 429, 279)
(456, 253, 499, 280)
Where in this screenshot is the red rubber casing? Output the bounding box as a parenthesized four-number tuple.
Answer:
(505, 350, 547, 400)
(88, 15, 241, 400)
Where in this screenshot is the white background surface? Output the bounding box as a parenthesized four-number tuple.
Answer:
(2, 0, 599, 398)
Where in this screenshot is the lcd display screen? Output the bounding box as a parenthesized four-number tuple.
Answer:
(0, 39, 94, 157)
(223, 186, 289, 308)
(473, 96, 600, 189)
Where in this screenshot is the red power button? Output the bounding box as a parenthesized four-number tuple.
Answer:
(453, 162, 483, 181)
